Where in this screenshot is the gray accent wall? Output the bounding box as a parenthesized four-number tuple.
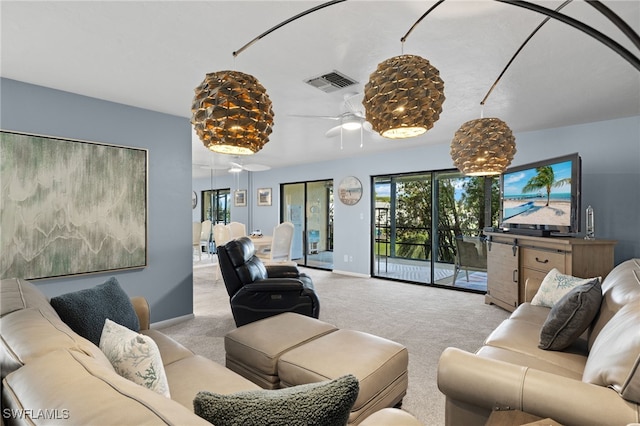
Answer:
(195, 115, 639, 275)
(1, 78, 193, 323)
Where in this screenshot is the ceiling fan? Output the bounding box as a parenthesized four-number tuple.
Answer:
(290, 92, 373, 138)
(195, 156, 271, 174)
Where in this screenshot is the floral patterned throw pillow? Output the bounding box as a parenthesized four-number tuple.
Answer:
(99, 319, 170, 398)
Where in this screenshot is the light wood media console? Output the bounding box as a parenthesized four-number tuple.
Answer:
(484, 231, 616, 312)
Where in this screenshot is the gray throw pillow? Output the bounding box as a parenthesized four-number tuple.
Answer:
(193, 374, 359, 426)
(51, 277, 140, 346)
(539, 278, 601, 351)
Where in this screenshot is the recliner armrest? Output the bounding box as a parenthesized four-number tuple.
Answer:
(265, 264, 300, 278)
(243, 279, 304, 292)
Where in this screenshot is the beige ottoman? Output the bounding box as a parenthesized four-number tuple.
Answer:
(278, 329, 409, 425)
(224, 312, 337, 389)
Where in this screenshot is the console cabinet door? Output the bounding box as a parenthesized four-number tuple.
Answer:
(486, 241, 519, 311)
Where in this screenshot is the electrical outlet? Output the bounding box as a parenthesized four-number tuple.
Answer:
(349, 256, 353, 262)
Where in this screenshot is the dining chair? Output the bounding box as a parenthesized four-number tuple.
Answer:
(200, 220, 212, 259)
(227, 222, 247, 239)
(192, 222, 203, 261)
(258, 221, 295, 265)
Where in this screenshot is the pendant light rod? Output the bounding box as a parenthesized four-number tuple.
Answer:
(480, 0, 573, 106)
(495, 0, 640, 72)
(586, 0, 640, 51)
(400, 0, 445, 43)
(233, 0, 347, 57)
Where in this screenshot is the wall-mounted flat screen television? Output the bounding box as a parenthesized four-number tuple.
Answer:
(500, 153, 582, 236)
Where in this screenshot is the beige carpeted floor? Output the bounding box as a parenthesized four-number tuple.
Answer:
(160, 264, 510, 425)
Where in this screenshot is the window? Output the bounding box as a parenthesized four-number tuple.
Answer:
(372, 171, 498, 293)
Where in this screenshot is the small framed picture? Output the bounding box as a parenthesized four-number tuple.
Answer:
(257, 188, 272, 206)
(234, 190, 247, 207)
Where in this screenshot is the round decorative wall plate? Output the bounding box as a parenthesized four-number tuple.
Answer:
(338, 176, 363, 206)
(192, 191, 198, 209)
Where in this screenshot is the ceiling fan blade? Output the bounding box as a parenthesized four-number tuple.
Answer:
(290, 114, 340, 120)
(325, 125, 342, 138)
(196, 163, 229, 170)
(243, 163, 271, 172)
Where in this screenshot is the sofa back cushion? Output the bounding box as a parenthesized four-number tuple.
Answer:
(2, 349, 209, 425)
(589, 259, 640, 349)
(0, 308, 113, 380)
(582, 300, 640, 403)
(1, 278, 58, 319)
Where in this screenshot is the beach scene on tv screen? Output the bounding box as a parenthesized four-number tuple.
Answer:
(502, 160, 572, 227)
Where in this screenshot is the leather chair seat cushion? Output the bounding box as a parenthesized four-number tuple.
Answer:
(2, 349, 210, 425)
(475, 346, 584, 380)
(225, 313, 337, 377)
(483, 318, 588, 376)
(277, 329, 408, 413)
(164, 354, 261, 410)
(0, 308, 112, 380)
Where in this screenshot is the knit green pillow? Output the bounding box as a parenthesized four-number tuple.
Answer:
(193, 375, 359, 426)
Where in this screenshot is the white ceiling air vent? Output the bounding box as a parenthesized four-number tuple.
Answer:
(305, 70, 358, 93)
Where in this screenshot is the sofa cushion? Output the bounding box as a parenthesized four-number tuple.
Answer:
(50, 277, 140, 346)
(582, 300, 640, 404)
(589, 259, 640, 349)
(2, 349, 209, 425)
(193, 374, 359, 426)
(99, 319, 170, 398)
(539, 278, 601, 351)
(531, 268, 598, 308)
(0, 308, 113, 380)
(0, 278, 59, 319)
(164, 355, 261, 410)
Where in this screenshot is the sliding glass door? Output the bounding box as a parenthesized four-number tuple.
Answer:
(282, 180, 333, 269)
(372, 171, 498, 293)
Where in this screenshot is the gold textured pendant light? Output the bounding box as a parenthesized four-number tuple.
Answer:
(191, 70, 274, 155)
(450, 118, 516, 176)
(363, 54, 445, 139)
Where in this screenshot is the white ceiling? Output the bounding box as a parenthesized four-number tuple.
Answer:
(2, 1, 639, 179)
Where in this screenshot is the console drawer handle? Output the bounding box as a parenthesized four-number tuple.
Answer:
(535, 257, 549, 264)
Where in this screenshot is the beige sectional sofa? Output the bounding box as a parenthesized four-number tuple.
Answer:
(0, 277, 420, 425)
(437, 258, 640, 426)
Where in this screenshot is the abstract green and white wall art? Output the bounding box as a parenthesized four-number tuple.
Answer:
(0, 131, 148, 280)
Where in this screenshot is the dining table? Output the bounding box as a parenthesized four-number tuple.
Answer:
(249, 235, 272, 255)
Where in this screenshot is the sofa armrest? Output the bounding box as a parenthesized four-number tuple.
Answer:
(130, 296, 150, 330)
(437, 347, 639, 426)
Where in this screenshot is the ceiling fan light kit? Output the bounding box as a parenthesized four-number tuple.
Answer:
(450, 118, 516, 176)
(363, 54, 445, 140)
(191, 70, 274, 156)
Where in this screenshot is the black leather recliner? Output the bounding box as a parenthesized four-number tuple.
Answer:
(217, 236, 320, 327)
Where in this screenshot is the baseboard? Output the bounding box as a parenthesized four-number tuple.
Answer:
(150, 313, 194, 329)
(331, 270, 371, 278)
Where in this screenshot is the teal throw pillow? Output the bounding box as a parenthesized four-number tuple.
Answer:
(193, 374, 359, 426)
(51, 277, 140, 346)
